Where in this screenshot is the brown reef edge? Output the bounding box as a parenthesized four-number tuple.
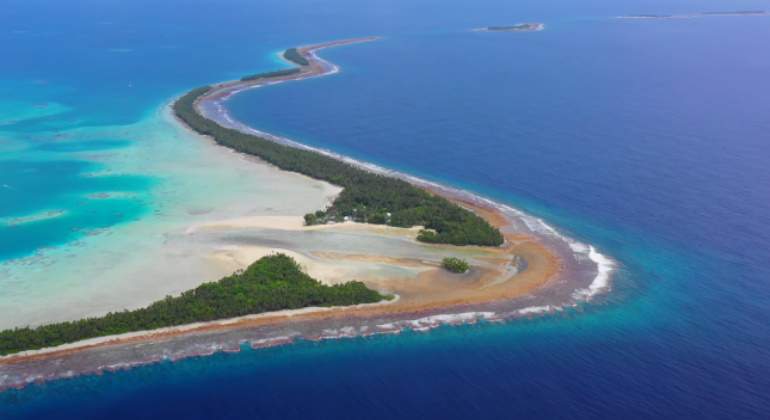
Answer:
(0, 38, 610, 390)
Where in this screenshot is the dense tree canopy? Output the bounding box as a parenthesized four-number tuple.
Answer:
(173, 70, 504, 247)
(283, 48, 310, 66)
(441, 257, 470, 273)
(241, 68, 300, 81)
(0, 254, 387, 356)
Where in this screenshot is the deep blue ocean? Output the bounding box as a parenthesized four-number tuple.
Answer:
(2, 0, 770, 418)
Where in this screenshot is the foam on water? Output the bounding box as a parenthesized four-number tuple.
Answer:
(3, 2, 770, 417)
(373, 312, 498, 334)
(0, 21, 619, 402)
(517, 305, 558, 316)
(198, 45, 614, 312)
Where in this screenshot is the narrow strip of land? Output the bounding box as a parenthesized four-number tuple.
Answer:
(178, 37, 505, 247)
(0, 37, 570, 369)
(617, 10, 768, 19)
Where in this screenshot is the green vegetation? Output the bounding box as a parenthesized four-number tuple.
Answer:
(489, 25, 526, 30)
(441, 257, 470, 273)
(241, 68, 301, 82)
(283, 48, 309, 66)
(174, 83, 503, 247)
(0, 254, 388, 356)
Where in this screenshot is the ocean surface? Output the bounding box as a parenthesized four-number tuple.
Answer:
(2, 0, 770, 418)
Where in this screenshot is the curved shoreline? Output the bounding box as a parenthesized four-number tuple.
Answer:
(192, 36, 613, 300)
(0, 37, 613, 391)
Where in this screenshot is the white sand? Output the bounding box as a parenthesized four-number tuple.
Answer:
(0, 105, 341, 329)
(0, 104, 473, 330)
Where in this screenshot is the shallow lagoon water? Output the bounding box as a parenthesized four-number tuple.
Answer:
(0, 106, 342, 328)
(2, 0, 770, 418)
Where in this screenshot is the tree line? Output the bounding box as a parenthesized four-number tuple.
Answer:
(241, 68, 301, 82)
(283, 48, 310, 66)
(0, 254, 388, 356)
(173, 73, 504, 247)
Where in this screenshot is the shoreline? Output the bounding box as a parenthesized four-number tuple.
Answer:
(0, 103, 343, 331)
(0, 37, 613, 391)
(190, 35, 613, 300)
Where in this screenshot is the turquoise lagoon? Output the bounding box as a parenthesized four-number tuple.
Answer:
(2, 0, 770, 418)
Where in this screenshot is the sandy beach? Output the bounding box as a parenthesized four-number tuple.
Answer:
(0, 37, 612, 389)
(0, 106, 343, 330)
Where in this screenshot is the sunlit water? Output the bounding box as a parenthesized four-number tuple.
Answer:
(2, 0, 770, 418)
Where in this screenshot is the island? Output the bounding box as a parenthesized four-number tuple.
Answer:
(474, 23, 545, 32)
(0, 38, 611, 391)
(699, 10, 768, 16)
(0, 254, 390, 355)
(175, 40, 503, 247)
(618, 10, 768, 19)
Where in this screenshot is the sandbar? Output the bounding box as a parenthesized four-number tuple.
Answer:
(0, 37, 613, 391)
